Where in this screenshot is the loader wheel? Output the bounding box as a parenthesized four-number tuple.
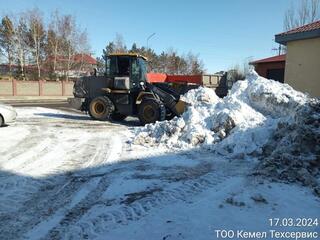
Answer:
(111, 112, 127, 121)
(138, 99, 166, 125)
(165, 111, 175, 121)
(89, 96, 114, 121)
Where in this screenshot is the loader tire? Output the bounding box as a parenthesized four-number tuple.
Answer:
(89, 96, 115, 121)
(111, 112, 127, 121)
(165, 111, 175, 121)
(138, 98, 166, 125)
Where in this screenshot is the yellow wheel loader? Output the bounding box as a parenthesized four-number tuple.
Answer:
(70, 53, 186, 125)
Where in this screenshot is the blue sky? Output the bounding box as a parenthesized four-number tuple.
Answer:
(0, 0, 298, 73)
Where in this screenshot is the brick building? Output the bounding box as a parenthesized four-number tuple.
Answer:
(249, 54, 286, 83)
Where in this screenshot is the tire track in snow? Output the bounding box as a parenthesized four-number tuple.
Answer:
(0, 128, 124, 221)
(43, 160, 249, 239)
(55, 174, 226, 239)
(19, 131, 124, 240)
(0, 128, 33, 158)
(9, 135, 57, 172)
(0, 107, 127, 235)
(0, 107, 251, 240)
(0, 126, 60, 213)
(24, 177, 103, 240)
(0, 126, 41, 165)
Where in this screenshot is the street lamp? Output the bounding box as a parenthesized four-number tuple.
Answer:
(146, 33, 156, 49)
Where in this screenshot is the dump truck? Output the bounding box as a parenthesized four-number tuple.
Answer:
(70, 53, 188, 125)
(146, 72, 228, 97)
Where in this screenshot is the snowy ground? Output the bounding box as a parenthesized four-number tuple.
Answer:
(0, 106, 319, 240)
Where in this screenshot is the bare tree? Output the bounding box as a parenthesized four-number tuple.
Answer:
(227, 64, 245, 82)
(59, 15, 78, 81)
(77, 30, 91, 75)
(311, 0, 320, 20)
(14, 14, 29, 78)
(284, 3, 295, 31)
(0, 8, 92, 80)
(46, 10, 63, 79)
(114, 33, 126, 53)
(165, 48, 178, 74)
(101, 34, 205, 75)
(26, 8, 46, 79)
(96, 56, 105, 74)
(0, 15, 15, 77)
(284, 0, 320, 31)
(297, 0, 310, 26)
(186, 52, 205, 74)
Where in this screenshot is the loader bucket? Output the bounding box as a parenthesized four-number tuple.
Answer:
(175, 100, 187, 115)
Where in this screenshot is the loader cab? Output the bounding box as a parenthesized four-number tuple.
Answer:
(105, 53, 148, 91)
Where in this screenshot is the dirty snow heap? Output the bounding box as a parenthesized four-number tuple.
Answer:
(133, 70, 320, 193)
(134, 71, 309, 156)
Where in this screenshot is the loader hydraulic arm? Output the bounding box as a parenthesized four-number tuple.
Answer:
(146, 82, 185, 116)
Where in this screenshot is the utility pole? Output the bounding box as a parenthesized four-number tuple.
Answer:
(278, 44, 282, 55)
(272, 44, 282, 55)
(146, 33, 156, 49)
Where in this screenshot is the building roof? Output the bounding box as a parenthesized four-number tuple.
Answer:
(250, 54, 286, 65)
(72, 54, 97, 64)
(277, 20, 320, 36)
(275, 20, 320, 45)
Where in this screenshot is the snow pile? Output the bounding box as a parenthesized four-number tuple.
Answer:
(133, 71, 308, 157)
(255, 99, 320, 194)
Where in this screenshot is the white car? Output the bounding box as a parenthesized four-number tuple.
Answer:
(0, 103, 17, 127)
